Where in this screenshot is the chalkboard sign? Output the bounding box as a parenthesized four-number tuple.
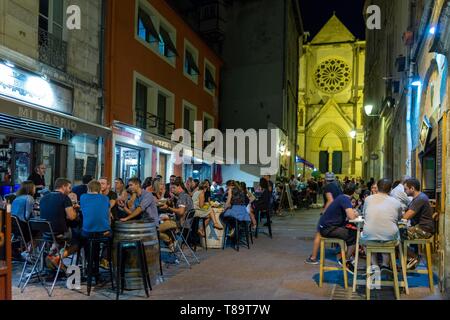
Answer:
(85, 156, 97, 177)
(74, 158, 85, 181)
(284, 183, 294, 211)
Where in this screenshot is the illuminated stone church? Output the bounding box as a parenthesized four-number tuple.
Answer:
(297, 14, 365, 179)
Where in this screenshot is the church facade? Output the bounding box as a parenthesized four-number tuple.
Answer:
(297, 14, 365, 179)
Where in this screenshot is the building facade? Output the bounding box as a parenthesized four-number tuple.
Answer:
(363, 0, 450, 292)
(167, 0, 303, 180)
(104, 0, 222, 184)
(298, 15, 365, 179)
(0, 0, 109, 195)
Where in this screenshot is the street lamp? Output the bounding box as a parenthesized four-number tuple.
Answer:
(349, 130, 357, 139)
(364, 104, 381, 117)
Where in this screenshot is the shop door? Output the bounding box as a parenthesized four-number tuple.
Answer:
(12, 140, 33, 187)
(35, 143, 57, 190)
(116, 145, 144, 182)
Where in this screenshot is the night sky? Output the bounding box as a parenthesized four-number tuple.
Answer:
(299, 0, 366, 41)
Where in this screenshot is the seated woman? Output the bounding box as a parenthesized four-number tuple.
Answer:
(192, 181, 223, 237)
(11, 180, 36, 243)
(249, 178, 270, 227)
(223, 181, 255, 229)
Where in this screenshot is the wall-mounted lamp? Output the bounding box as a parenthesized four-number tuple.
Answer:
(349, 130, 357, 139)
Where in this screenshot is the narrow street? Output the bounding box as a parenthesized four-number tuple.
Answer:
(11, 207, 446, 300)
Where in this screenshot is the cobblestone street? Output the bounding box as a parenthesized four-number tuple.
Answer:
(12, 208, 447, 300)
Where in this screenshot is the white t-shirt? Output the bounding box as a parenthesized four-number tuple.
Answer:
(362, 193, 402, 241)
(390, 183, 411, 211)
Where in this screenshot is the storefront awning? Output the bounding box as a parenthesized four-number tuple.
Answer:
(296, 156, 315, 168)
(0, 95, 112, 139)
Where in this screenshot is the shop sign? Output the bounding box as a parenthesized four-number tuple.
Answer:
(18, 106, 77, 131)
(0, 63, 73, 114)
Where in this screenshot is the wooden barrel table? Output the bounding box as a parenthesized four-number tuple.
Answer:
(113, 220, 160, 289)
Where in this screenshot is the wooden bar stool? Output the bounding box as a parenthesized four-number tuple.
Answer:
(363, 240, 408, 300)
(319, 237, 348, 289)
(403, 236, 434, 293)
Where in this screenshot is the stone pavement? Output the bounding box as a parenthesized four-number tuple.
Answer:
(11, 208, 447, 300)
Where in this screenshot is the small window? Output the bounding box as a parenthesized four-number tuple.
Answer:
(185, 49, 200, 76)
(205, 65, 217, 91)
(159, 26, 178, 58)
(137, 7, 159, 44)
(135, 81, 148, 130)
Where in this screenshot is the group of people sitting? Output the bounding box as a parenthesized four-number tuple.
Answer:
(10, 172, 274, 272)
(305, 172, 435, 274)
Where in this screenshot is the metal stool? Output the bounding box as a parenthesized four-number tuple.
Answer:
(255, 209, 272, 239)
(319, 237, 348, 289)
(85, 236, 114, 296)
(116, 240, 152, 300)
(222, 218, 251, 251)
(403, 236, 434, 293)
(363, 240, 408, 300)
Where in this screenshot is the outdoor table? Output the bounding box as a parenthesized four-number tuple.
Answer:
(350, 217, 409, 293)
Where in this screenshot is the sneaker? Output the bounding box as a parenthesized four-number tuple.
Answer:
(45, 254, 67, 272)
(305, 256, 319, 265)
(407, 257, 419, 270)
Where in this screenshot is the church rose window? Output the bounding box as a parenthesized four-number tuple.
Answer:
(314, 58, 351, 94)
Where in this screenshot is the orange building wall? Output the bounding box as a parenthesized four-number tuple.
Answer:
(104, 0, 222, 179)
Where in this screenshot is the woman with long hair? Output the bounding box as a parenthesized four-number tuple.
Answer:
(11, 180, 36, 242)
(192, 181, 223, 236)
(249, 178, 271, 228)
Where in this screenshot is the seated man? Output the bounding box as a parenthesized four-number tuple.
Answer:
(120, 177, 158, 223)
(317, 183, 358, 273)
(403, 178, 435, 269)
(40, 178, 78, 270)
(80, 180, 111, 238)
(159, 180, 194, 249)
(361, 178, 402, 272)
(80, 180, 111, 272)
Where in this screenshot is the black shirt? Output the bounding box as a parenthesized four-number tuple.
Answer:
(72, 184, 88, 201)
(40, 192, 72, 234)
(28, 172, 45, 188)
(407, 192, 435, 234)
(106, 190, 118, 219)
(322, 181, 342, 207)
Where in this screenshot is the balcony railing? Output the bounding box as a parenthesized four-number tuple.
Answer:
(38, 28, 68, 72)
(135, 110, 175, 139)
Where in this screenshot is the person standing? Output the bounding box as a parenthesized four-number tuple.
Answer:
(28, 164, 46, 191)
(305, 172, 342, 264)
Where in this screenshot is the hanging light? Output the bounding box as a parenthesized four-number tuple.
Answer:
(364, 104, 374, 116)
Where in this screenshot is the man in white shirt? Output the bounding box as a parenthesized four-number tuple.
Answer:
(390, 175, 411, 211)
(362, 178, 403, 272)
